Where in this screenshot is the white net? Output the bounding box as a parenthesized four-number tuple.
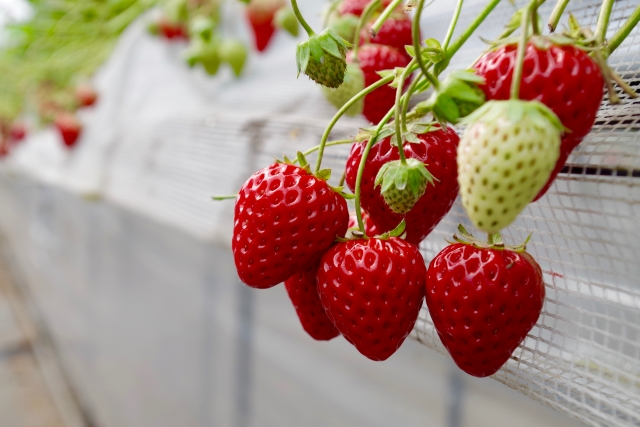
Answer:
(2, 0, 639, 426)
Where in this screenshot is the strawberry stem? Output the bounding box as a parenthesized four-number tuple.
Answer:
(548, 0, 570, 33)
(354, 107, 396, 235)
(393, 58, 417, 163)
(595, 0, 615, 46)
(352, 0, 381, 61)
(510, 0, 537, 100)
(605, 5, 640, 57)
(412, 0, 440, 91)
(315, 74, 395, 173)
(290, 0, 315, 36)
(298, 139, 354, 161)
(443, 0, 464, 50)
(370, 0, 403, 37)
(401, 74, 426, 132)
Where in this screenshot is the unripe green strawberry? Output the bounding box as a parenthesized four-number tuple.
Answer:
(327, 14, 359, 44)
(458, 100, 562, 233)
(184, 37, 221, 76)
(374, 158, 436, 214)
(189, 16, 216, 41)
(296, 29, 350, 88)
(274, 7, 299, 37)
(320, 63, 364, 116)
(220, 39, 248, 77)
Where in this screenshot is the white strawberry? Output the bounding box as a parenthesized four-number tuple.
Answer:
(458, 99, 562, 233)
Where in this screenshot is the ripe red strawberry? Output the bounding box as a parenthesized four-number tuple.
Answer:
(317, 237, 426, 361)
(76, 84, 98, 107)
(284, 263, 340, 341)
(233, 161, 349, 289)
(360, 16, 413, 60)
(158, 17, 188, 40)
(9, 122, 26, 141)
(54, 113, 82, 148)
(347, 211, 379, 236)
(348, 44, 409, 123)
(345, 126, 459, 245)
(473, 40, 604, 200)
(425, 230, 545, 377)
(246, 0, 285, 52)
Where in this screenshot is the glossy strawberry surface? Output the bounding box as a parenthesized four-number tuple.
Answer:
(345, 126, 459, 245)
(426, 243, 545, 377)
(285, 263, 340, 341)
(317, 237, 426, 361)
(348, 44, 410, 124)
(474, 41, 604, 200)
(55, 113, 82, 148)
(347, 211, 379, 236)
(233, 163, 349, 289)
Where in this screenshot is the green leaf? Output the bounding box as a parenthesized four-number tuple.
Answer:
(434, 93, 460, 123)
(405, 45, 415, 58)
(376, 69, 394, 79)
(422, 38, 444, 63)
(296, 42, 310, 76)
(375, 162, 391, 187)
(445, 79, 485, 103)
(404, 132, 420, 143)
(449, 69, 485, 85)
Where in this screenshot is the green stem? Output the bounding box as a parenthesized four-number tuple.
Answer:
(443, 0, 464, 50)
(315, 74, 394, 172)
(595, 0, 615, 46)
(370, 0, 402, 36)
(442, 0, 502, 68)
(212, 195, 237, 201)
(510, 0, 536, 100)
(291, 0, 315, 36)
(412, 0, 439, 90)
(394, 59, 417, 162)
(353, 0, 381, 60)
(547, 0, 570, 32)
(401, 74, 426, 132)
(301, 139, 353, 159)
(606, 5, 640, 56)
(354, 107, 396, 235)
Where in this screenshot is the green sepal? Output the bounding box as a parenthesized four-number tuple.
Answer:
(449, 224, 532, 253)
(374, 159, 437, 214)
(296, 41, 311, 77)
(316, 168, 332, 181)
(378, 220, 406, 240)
(405, 38, 444, 64)
(568, 13, 581, 38)
(460, 99, 565, 134)
(296, 151, 310, 171)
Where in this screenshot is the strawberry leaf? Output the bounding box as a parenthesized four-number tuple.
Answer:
(296, 42, 310, 76)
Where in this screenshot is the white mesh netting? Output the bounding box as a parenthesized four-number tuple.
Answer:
(1, 0, 639, 426)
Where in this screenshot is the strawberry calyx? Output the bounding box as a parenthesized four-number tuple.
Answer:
(374, 158, 436, 214)
(339, 219, 406, 242)
(415, 69, 486, 124)
(461, 99, 565, 134)
(355, 120, 441, 145)
(448, 224, 531, 253)
(279, 151, 355, 200)
(296, 29, 351, 88)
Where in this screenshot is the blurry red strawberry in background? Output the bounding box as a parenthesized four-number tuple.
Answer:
(55, 113, 82, 149)
(9, 121, 26, 142)
(157, 16, 188, 40)
(76, 84, 98, 108)
(245, 0, 285, 52)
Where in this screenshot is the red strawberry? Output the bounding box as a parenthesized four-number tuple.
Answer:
(348, 44, 409, 123)
(54, 113, 82, 148)
(284, 263, 340, 341)
(233, 161, 349, 289)
(76, 84, 98, 107)
(425, 230, 545, 377)
(338, 0, 392, 17)
(361, 16, 413, 60)
(246, 0, 285, 52)
(9, 122, 26, 141)
(158, 17, 188, 40)
(347, 211, 379, 236)
(473, 40, 604, 200)
(345, 126, 459, 245)
(0, 139, 9, 158)
(317, 237, 426, 361)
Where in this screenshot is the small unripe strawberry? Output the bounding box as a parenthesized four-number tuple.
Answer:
(220, 39, 248, 77)
(458, 100, 562, 233)
(374, 158, 436, 214)
(320, 63, 364, 116)
(296, 29, 350, 88)
(185, 37, 221, 76)
(274, 7, 299, 37)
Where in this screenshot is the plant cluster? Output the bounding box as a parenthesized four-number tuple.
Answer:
(225, 0, 640, 374)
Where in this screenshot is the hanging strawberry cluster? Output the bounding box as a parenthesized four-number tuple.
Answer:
(222, 0, 639, 375)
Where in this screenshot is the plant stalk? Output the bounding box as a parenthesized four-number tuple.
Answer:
(290, 0, 315, 36)
(510, 0, 537, 99)
(393, 59, 417, 163)
(443, 0, 464, 50)
(353, 0, 381, 60)
(370, 0, 403, 36)
(605, 5, 640, 56)
(595, 0, 615, 46)
(548, 0, 570, 32)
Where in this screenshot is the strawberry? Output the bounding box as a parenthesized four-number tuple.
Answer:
(317, 235, 426, 361)
(296, 29, 350, 89)
(473, 39, 604, 200)
(337, 0, 392, 17)
(320, 63, 365, 116)
(76, 84, 98, 107)
(347, 211, 379, 236)
(233, 156, 349, 289)
(158, 17, 188, 40)
(274, 7, 299, 37)
(54, 113, 82, 148)
(361, 16, 413, 60)
(345, 125, 459, 244)
(246, 0, 285, 52)
(457, 100, 562, 233)
(284, 263, 340, 341)
(425, 227, 545, 377)
(219, 39, 248, 78)
(9, 122, 26, 141)
(374, 158, 436, 214)
(348, 44, 409, 123)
